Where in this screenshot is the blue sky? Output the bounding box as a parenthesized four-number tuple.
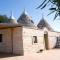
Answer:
(0, 0, 60, 31)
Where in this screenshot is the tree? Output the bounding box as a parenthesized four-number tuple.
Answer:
(36, 0, 60, 20)
(0, 15, 9, 23)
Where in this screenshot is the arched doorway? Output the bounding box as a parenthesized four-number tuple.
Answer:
(44, 31, 49, 50)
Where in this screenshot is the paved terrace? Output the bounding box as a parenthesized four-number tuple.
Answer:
(0, 49, 60, 60)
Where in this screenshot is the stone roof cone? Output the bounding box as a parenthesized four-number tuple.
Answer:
(37, 18, 53, 31)
(10, 11, 18, 24)
(17, 9, 35, 27)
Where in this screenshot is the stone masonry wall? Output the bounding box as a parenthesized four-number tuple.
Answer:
(48, 31, 60, 49)
(13, 27, 24, 55)
(22, 27, 45, 54)
(0, 28, 12, 53)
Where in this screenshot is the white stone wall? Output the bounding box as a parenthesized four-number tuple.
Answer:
(0, 29, 12, 53)
(13, 27, 24, 55)
(0, 26, 60, 55)
(48, 31, 60, 49)
(22, 27, 59, 53)
(48, 31, 57, 49)
(22, 27, 45, 54)
(43, 27, 60, 49)
(0, 27, 23, 55)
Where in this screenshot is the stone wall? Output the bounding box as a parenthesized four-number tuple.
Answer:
(0, 27, 24, 55)
(42, 27, 60, 49)
(0, 28, 12, 53)
(48, 31, 60, 49)
(48, 31, 57, 49)
(0, 26, 60, 55)
(22, 27, 60, 54)
(22, 27, 45, 54)
(13, 27, 24, 55)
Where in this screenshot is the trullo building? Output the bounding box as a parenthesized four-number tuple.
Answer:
(0, 10, 60, 55)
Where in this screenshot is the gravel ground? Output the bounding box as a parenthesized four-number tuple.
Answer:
(0, 49, 60, 60)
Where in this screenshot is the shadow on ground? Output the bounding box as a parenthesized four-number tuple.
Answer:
(0, 53, 22, 58)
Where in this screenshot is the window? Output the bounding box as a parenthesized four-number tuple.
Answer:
(0, 34, 2, 42)
(33, 36, 37, 43)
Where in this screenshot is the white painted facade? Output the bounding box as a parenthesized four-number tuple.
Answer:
(0, 26, 59, 55)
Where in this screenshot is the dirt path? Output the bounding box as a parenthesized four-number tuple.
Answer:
(0, 49, 60, 60)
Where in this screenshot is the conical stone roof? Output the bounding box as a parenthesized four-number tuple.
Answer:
(37, 18, 53, 31)
(17, 10, 35, 27)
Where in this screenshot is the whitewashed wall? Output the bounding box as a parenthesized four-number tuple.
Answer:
(0, 26, 60, 55)
(48, 31, 57, 49)
(43, 27, 60, 49)
(22, 27, 45, 54)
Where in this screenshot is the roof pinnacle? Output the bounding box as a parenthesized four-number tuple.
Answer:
(10, 11, 15, 19)
(23, 9, 28, 15)
(10, 11, 18, 24)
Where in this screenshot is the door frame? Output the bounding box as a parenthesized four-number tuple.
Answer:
(44, 31, 49, 50)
